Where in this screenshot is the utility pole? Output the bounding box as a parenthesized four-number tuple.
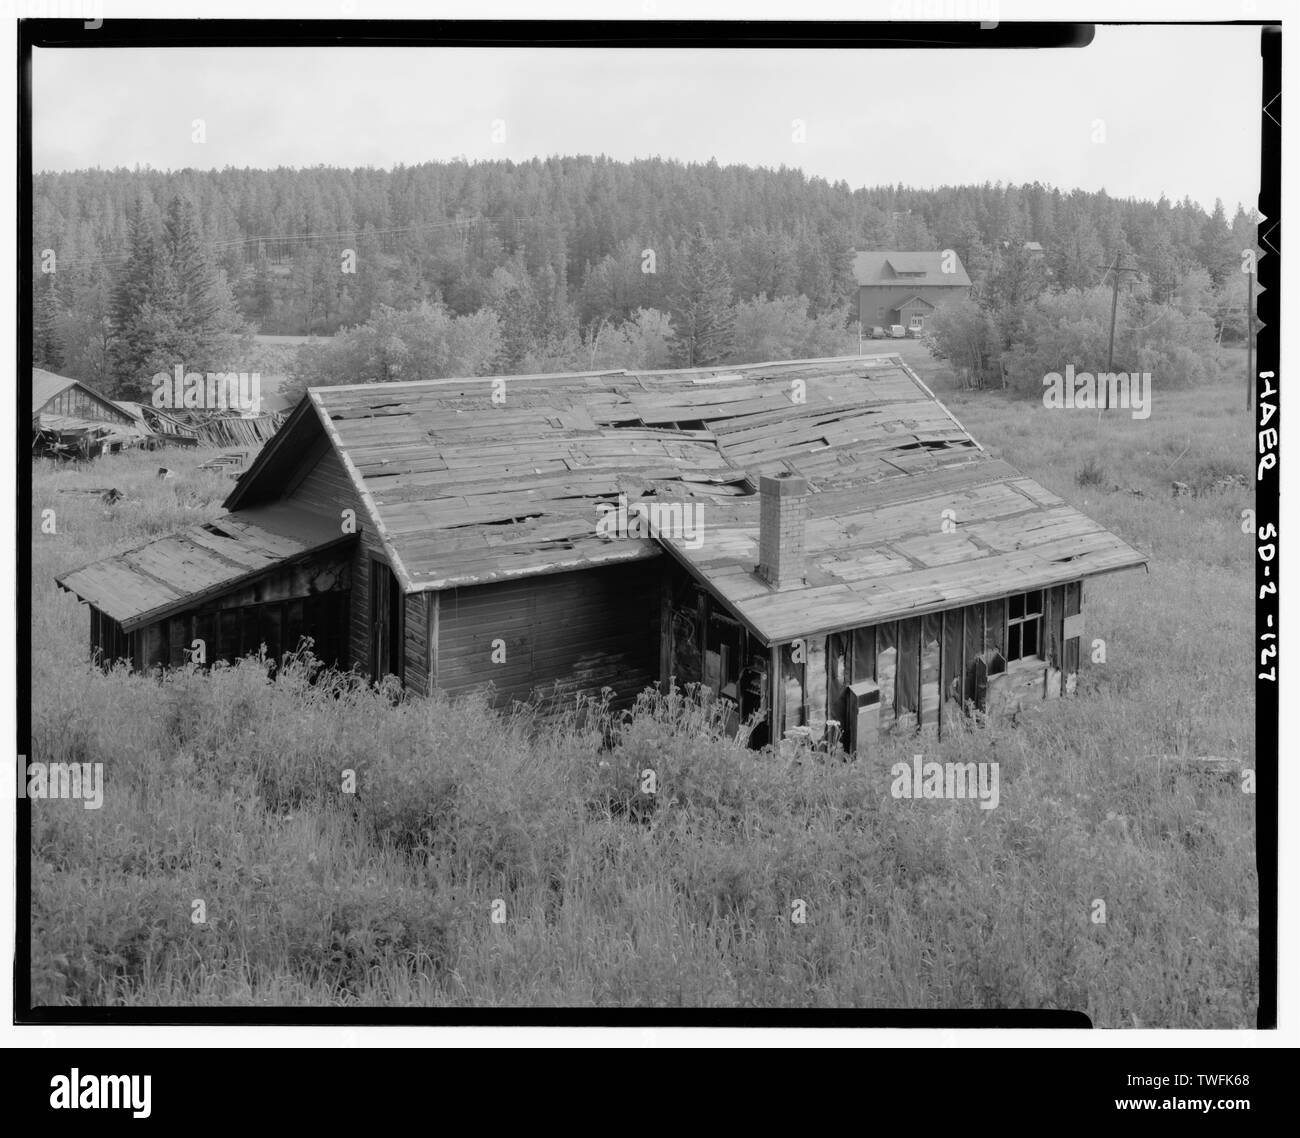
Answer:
(1096, 254, 1141, 408)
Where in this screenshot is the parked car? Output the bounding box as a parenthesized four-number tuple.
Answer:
(907, 316, 925, 338)
(869, 325, 886, 340)
(889, 324, 906, 339)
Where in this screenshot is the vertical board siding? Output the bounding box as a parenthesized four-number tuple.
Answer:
(805, 636, 828, 736)
(436, 560, 660, 709)
(941, 609, 963, 707)
(1064, 579, 1083, 678)
(827, 631, 851, 734)
(781, 642, 805, 729)
(962, 602, 984, 702)
(985, 597, 1006, 658)
(896, 617, 919, 721)
(920, 613, 941, 726)
(851, 626, 875, 684)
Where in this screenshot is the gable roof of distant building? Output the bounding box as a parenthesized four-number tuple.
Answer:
(32, 368, 134, 422)
(852, 251, 972, 289)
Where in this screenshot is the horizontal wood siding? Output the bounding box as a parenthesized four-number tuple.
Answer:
(281, 445, 377, 673)
(437, 560, 660, 709)
(285, 443, 354, 519)
(404, 592, 429, 693)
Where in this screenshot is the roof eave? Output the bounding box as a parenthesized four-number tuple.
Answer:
(735, 553, 1151, 646)
(56, 530, 359, 632)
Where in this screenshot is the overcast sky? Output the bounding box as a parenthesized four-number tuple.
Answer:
(32, 24, 1262, 212)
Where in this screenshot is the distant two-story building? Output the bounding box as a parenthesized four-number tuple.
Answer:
(853, 251, 972, 332)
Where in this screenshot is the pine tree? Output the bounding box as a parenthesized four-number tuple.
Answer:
(34, 273, 63, 370)
(983, 240, 1049, 347)
(667, 229, 736, 368)
(108, 198, 161, 393)
(1200, 198, 1238, 288)
(1050, 196, 1104, 291)
(486, 256, 542, 370)
(110, 194, 248, 397)
(162, 194, 222, 334)
(1143, 221, 1180, 305)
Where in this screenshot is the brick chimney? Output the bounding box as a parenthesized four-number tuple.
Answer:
(756, 472, 808, 590)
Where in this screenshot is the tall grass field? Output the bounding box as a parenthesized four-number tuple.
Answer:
(28, 371, 1257, 1020)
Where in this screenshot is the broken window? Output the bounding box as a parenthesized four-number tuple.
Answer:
(1006, 590, 1044, 663)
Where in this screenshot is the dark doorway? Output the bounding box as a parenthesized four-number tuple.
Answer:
(369, 558, 403, 682)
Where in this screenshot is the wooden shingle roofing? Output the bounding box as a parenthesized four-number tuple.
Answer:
(56, 504, 354, 631)
(242, 355, 1144, 634)
(240, 356, 985, 592)
(660, 467, 1145, 644)
(60, 354, 1147, 643)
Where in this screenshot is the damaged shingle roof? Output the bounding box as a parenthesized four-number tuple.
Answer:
(248, 355, 999, 592)
(55, 504, 354, 631)
(239, 355, 1145, 635)
(61, 354, 1147, 644)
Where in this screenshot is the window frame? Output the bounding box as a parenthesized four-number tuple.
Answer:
(1005, 590, 1044, 663)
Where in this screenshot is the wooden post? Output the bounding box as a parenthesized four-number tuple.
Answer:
(427, 591, 439, 695)
(937, 611, 944, 741)
(1105, 259, 1121, 376)
(697, 589, 709, 688)
(960, 607, 967, 709)
(769, 643, 782, 744)
(1097, 256, 1140, 409)
(659, 562, 672, 692)
(920, 620, 926, 735)
(800, 639, 808, 728)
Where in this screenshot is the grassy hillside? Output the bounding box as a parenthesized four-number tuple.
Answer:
(28, 372, 1257, 1019)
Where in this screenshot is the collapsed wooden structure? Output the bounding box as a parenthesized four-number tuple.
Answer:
(32, 368, 285, 459)
(32, 369, 148, 459)
(56, 354, 1148, 749)
(114, 401, 285, 448)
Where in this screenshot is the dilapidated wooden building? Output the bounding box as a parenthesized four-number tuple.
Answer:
(56, 354, 1147, 750)
(33, 368, 148, 459)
